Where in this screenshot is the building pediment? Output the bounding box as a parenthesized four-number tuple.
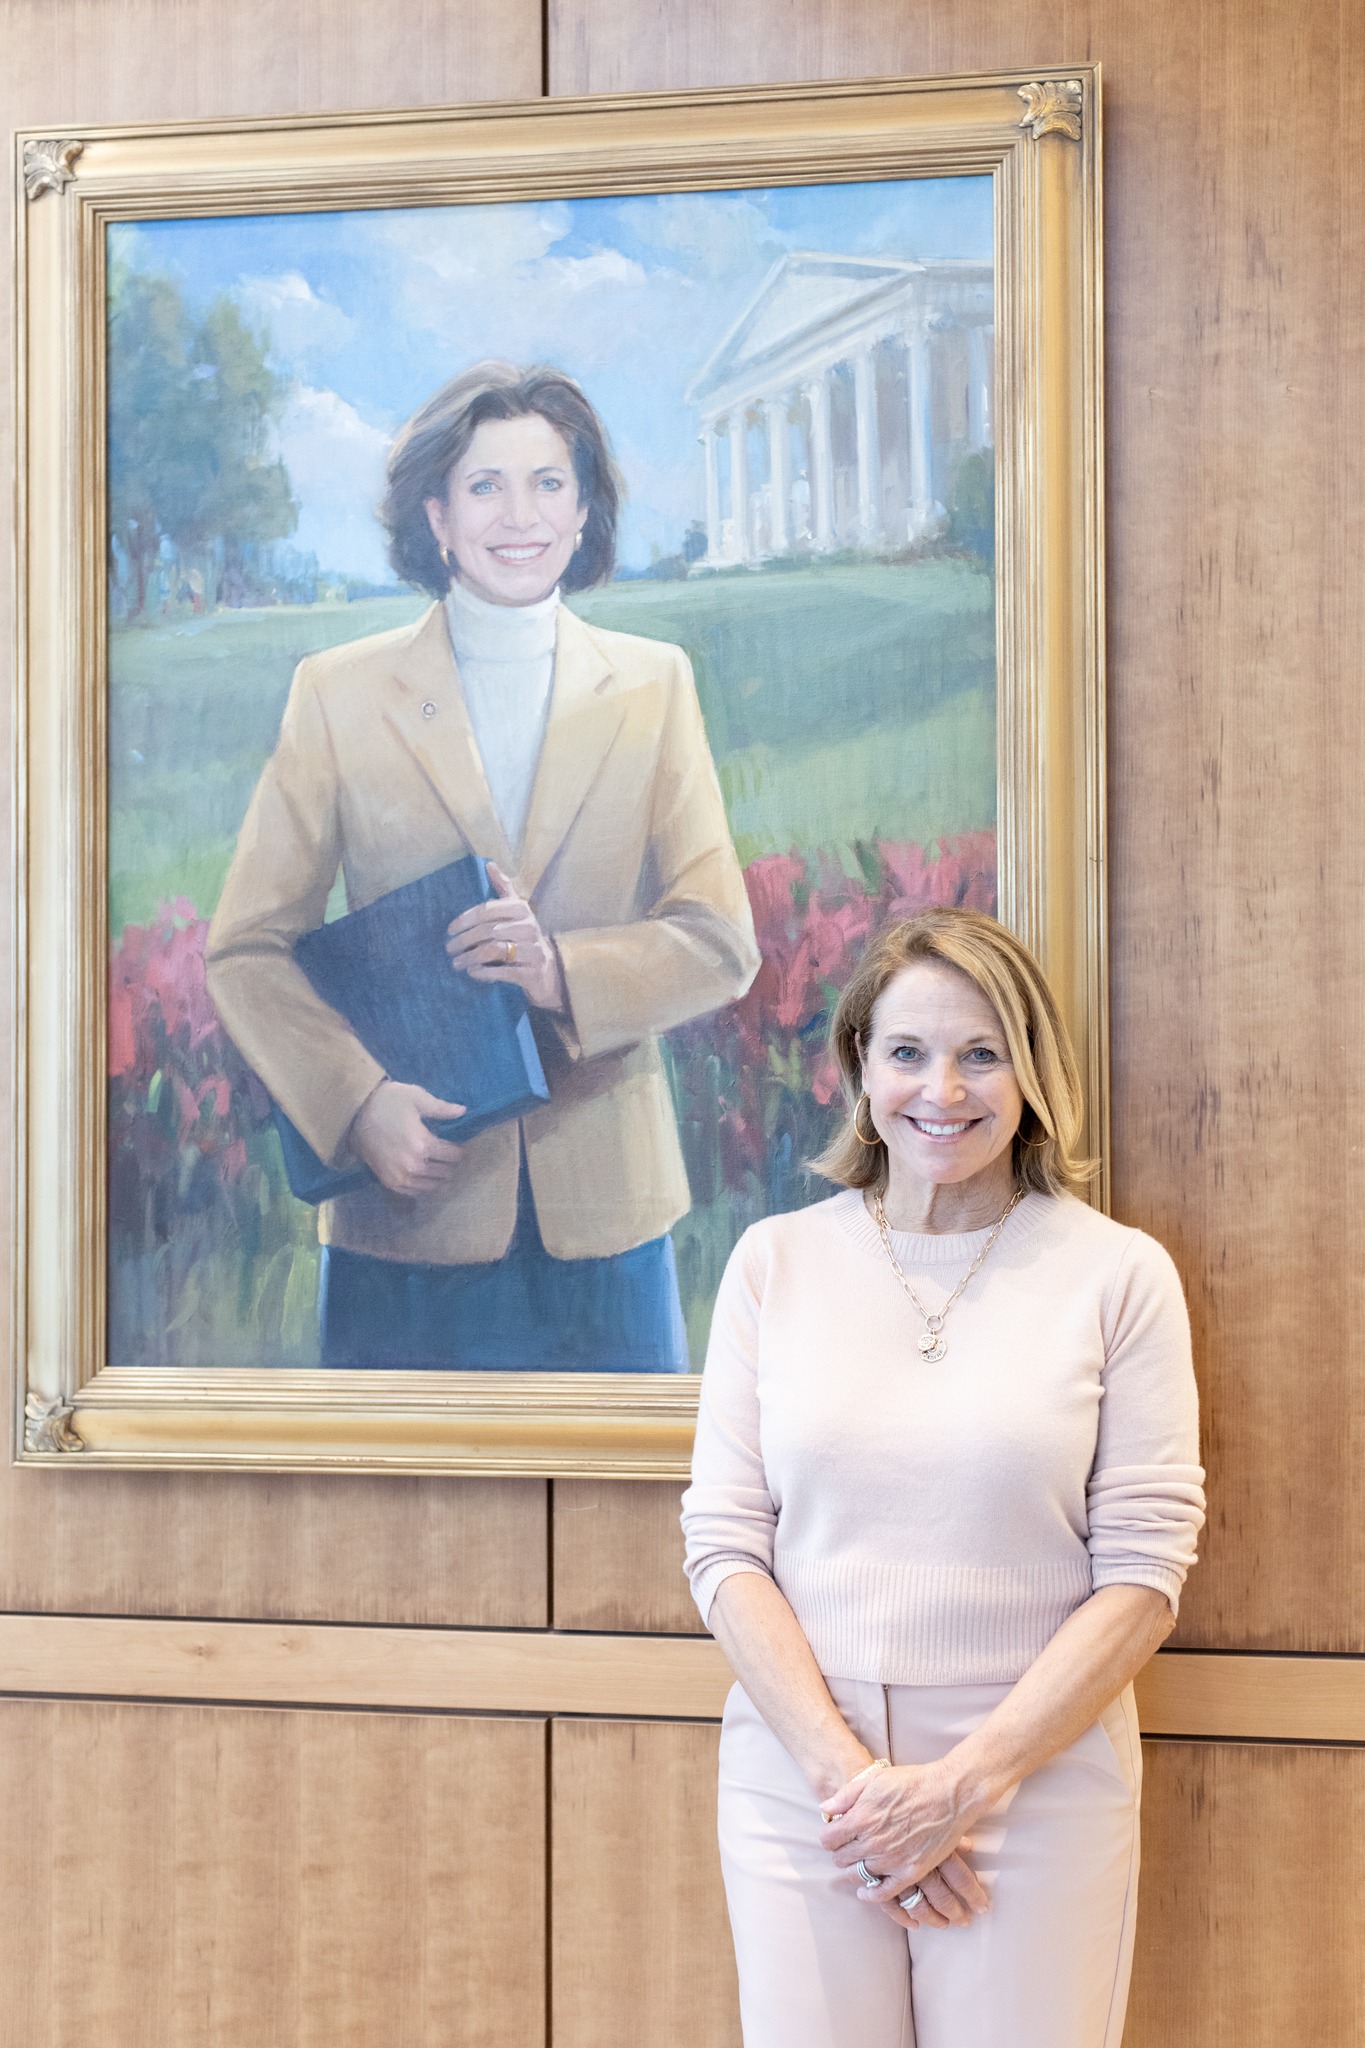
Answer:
(687, 251, 991, 417)
(687, 253, 922, 412)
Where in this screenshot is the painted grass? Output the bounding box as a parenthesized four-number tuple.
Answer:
(109, 560, 995, 931)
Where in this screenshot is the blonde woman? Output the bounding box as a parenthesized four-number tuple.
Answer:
(682, 908, 1204, 2048)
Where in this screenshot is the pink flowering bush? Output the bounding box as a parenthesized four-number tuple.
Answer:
(108, 902, 273, 1250)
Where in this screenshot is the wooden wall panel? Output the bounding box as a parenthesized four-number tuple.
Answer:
(0, 1470, 548, 1627)
(1126, 1741, 1365, 2046)
(553, 1480, 700, 1633)
(0, 0, 547, 1627)
(551, 1718, 741, 2048)
(0, 1697, 546, 2048)
(548, 0, 1365, 1655)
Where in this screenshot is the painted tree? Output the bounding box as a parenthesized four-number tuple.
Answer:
(107, 266, 297, 613)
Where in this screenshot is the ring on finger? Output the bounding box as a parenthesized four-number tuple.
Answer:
(504, 939, 516, 964)
(899, 1885, 925, 1911)
(855, 1860, 883, 1890)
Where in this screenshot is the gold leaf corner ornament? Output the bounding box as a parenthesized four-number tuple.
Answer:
(23, 138, 84, 200)
(24, 1394, 84, 1453)
(1017, 81, 1084, 142)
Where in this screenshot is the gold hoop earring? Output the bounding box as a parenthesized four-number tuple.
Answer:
(853, 1095, 881, 1147)
(573, 530, 584, 551)
(439, 545, 453, 572)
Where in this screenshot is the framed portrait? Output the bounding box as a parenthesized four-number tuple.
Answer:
(14, 70, 1105, 1474)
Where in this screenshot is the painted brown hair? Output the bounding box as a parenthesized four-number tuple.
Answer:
(380, 360, 621, 598)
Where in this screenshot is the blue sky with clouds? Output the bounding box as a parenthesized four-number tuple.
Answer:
(110, 176, 992, 578)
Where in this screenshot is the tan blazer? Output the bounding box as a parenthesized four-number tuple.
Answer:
(206, 601, 760, 1263)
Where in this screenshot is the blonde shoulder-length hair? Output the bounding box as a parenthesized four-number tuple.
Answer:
(813, 908, 1094, 1199)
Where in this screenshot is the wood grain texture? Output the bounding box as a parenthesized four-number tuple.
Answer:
(548, 0, 1365, 1654)
(0, 1470, 549, 1625)
(0, 0, 546, 1629)
(5, 1617, 1365, 1739)
(553, 1479, 702, 1632)
(552, 1718, 741, 2048)
(1127, 1741, 1365, 2046)
(0, 1697, 546, 2048)
(0, 0, 537, 129)
(0, 1613, 734, 1717)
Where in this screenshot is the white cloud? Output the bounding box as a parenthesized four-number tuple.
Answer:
(235, 271, 354, 374)
(537, 248, 648, 294)
(377, 203, 574, 285)
(276, 384, 393, 581)
(362, 204, 681, 374)
(626, 191, 786, 275)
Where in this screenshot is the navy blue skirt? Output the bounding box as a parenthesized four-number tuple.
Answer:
(319, 1167, 689, 1373)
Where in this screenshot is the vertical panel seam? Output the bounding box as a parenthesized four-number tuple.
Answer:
(544, 1716, 554, 2048)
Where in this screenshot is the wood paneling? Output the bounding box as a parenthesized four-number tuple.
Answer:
(6, 1618, 1365, 1742)
(0, 0, 546, 1630)
(547, 0, 1074, 95)
(0, 1614, 734, 1717)
(0, 0, 536, 129)
(553, 1729, 1365, 2048)
(548, 0, 1365, 1656)
(0, 1697, 546, 2048)
(552, 1719, 741, 2048)
(1136, 1653, 1365, 1743)
(1127, 1741, 1365, 2046)
(553, 1480, 701, 1632)
(0, 1470, 548, 1627)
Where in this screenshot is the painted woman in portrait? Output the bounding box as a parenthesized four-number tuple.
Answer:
(206, 361, 760, 1371)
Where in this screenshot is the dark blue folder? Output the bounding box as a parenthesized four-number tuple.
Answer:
(270, 854, 550, 1204)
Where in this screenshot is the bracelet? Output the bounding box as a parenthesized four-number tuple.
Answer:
(821, 1756, 891, 1823)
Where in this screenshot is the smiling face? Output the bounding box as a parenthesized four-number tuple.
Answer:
(424, 413, 586, 608)
(859, 959, 1025, 1207)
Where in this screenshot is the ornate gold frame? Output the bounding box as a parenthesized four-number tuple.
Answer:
(13, 69, 1105, 1475)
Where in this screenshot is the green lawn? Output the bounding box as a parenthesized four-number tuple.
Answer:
(109, 560, 995, 932)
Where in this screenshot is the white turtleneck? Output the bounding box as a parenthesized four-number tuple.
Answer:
(444, 579, 559, 850)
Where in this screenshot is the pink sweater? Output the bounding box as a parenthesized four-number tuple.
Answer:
(681, 1188, 1205, 1686)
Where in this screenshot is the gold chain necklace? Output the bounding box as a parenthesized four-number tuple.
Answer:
(872, 1188, 1025, 1362)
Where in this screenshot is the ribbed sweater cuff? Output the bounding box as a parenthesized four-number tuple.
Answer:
(1091, 1559, 1187, 1618)
(777, 1556, 1095, 1685)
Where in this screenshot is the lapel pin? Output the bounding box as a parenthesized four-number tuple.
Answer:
(421, 700, 437, 719)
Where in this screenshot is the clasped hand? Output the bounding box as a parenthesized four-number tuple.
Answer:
(819, 1759, 990, 1933)
(444, 862, 566, 1013)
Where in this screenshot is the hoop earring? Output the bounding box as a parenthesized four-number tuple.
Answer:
(439, 545, 454, 572)
(852, 1094, 881, 1148)
(573, 530, 584, 552)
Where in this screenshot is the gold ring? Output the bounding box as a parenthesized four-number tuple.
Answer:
(505, 940, 516, 965)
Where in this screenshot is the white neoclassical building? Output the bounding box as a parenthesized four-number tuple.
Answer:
(686, 251, 993, 566)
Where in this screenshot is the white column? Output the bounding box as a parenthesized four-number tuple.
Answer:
(702, 423, 723, 562)
(804, 373, 835, 552)
(967, 325, 992, 450)
(906, 329, 935, 537)
(765, 397, 791, 556)
(728, 410, 750, 563)
(853, 346, 882, 546)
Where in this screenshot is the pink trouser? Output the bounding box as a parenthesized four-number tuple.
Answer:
(716, 1676, 1141, 2048)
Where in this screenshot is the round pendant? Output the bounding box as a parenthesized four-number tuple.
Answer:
(918, 1332, 947, 1362)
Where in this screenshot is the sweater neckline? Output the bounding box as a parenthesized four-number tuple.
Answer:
(830, 1184, 1054, 1266)
(444, 579, 559, 663)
